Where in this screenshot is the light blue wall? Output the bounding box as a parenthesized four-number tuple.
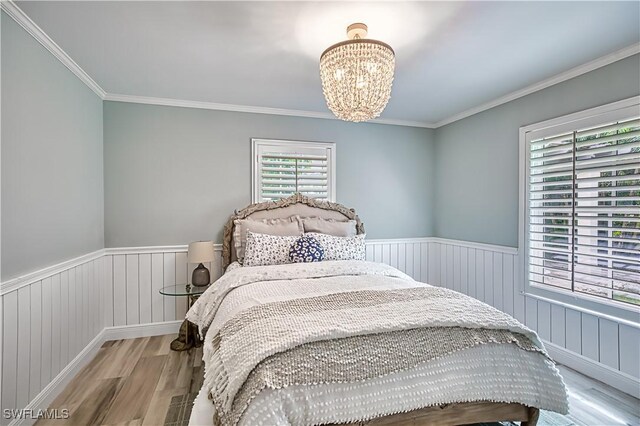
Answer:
(434, 54, 640, 248)
(103, 102, 435, 247)
(4, 2, 637, 265)
(1, 12, 104, 280)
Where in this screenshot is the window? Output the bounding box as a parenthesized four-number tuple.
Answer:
(522, 98, 639, 308)
(251, 139, 336, 203)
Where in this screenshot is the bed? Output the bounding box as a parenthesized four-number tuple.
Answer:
(187, 194, 568, 426)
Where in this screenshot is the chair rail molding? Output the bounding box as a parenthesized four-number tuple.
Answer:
(0, 249, 105, 296)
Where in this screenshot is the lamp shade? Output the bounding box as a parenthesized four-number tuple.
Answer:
(187, 241, 215, 264)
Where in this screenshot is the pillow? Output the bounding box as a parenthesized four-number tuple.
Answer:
(289, 236, 325, 263)
(305, 233, 366, 261)
(301, 217, 357, 237)
(233, 216, 303, 263)
(244, 232, 300, 267)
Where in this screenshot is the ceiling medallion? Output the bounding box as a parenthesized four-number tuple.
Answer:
(320, 23, 395, 123)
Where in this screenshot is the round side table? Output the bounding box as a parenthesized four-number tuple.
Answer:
(159, 283, 209, 351)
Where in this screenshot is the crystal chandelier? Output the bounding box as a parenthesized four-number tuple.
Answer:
(320, 23, 395, 122)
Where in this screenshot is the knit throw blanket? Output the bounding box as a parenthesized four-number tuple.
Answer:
(187, 261, 561, 426)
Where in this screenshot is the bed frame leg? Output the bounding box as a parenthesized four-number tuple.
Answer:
(521, 407, 539, 426)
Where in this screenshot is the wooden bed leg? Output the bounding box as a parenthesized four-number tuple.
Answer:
(521, 407, 540, 426)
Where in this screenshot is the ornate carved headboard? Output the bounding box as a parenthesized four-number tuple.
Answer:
(221, 193, 365, 270)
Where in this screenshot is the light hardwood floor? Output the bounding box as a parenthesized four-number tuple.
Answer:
(38, 335, 639, 426)
(37, 335, 203, 426)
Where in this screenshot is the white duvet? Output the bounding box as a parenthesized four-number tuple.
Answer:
(187, 260, 568, 425)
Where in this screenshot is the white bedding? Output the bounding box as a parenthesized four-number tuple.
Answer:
(190, 343, 565, 426)
(187, 260, 568, 425)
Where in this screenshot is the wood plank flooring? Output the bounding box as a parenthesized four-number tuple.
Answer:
(554, 365, 639, 426)
(38, 335, 639, 426)
(37, 335, 202, 426)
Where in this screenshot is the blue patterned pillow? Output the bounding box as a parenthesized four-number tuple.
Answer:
(289, 236, 325, 263)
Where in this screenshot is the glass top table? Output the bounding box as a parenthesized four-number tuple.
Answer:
(159, 284, 210, 351)
(159, 283, 210, 297)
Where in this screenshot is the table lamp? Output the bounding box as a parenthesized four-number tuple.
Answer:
(187, 241, 215, 286)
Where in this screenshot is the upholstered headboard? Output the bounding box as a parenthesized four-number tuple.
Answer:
(221, 193, 365, 270)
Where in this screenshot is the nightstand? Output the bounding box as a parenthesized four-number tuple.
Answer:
(159, 283, 209, 351)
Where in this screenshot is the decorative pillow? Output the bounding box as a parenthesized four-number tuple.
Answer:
(301, 218, 357, 237)
(233, 216, 303, 263)
(289, 236, 325, 263)
(243, 232, 300, 267)
(304, 233, 366, 261)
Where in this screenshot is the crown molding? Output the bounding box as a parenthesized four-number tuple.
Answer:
(434, 42, 640, 128)
(96, 39, 640, 129)
(103, 93, 436, 128)
(4, 0, 638, 129)
(1, 0, 106, 98)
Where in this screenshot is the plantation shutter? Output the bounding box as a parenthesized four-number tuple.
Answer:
(528, 117, 640, 306)
(253, 140, 335, 202)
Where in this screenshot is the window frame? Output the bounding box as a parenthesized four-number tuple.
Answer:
(518, 96, 640, 320)
(251, 138, 337, 203)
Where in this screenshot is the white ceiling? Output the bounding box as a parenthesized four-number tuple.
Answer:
(14, 1, 640, 125)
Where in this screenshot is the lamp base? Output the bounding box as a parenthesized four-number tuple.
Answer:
(191, 263, 210, 287)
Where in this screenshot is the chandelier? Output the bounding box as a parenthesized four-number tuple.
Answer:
(320, 23, 395, 123)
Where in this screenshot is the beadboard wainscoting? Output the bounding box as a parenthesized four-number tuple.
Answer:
(101, 247, 224, 330)
(1, 251, 106, 425)
(100, 240, 435, 330)
(0, 238, 431, 425)
(365, 239, 437, 282)
(427, 238, 640, 398)
(1, 237, 638, 425)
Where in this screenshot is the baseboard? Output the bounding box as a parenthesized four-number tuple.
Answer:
(7, 321, 181, 426)
(8, 330, 106, 426)
(102, 320, 182, 341)
(545, 341, 640, 399)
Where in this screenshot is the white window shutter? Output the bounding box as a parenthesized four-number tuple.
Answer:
(252, 139, 336, 203)
(528, 117, 640, 306)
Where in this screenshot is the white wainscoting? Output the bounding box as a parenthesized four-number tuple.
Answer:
(99, 240, 435, 330)
(1, 237, 638, 421)
(1, 251, 105, 423)
(101, 247, 224, 330)
(427, 239, 640, 397)
(365, 239, 438, 284)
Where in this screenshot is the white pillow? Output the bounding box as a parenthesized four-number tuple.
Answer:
(304, 233, 366, 261)
(243, 232, 299, 267)
(233, 216, 303, 263)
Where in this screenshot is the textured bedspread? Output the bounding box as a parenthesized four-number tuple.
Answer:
(187, 261, 568, 426)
